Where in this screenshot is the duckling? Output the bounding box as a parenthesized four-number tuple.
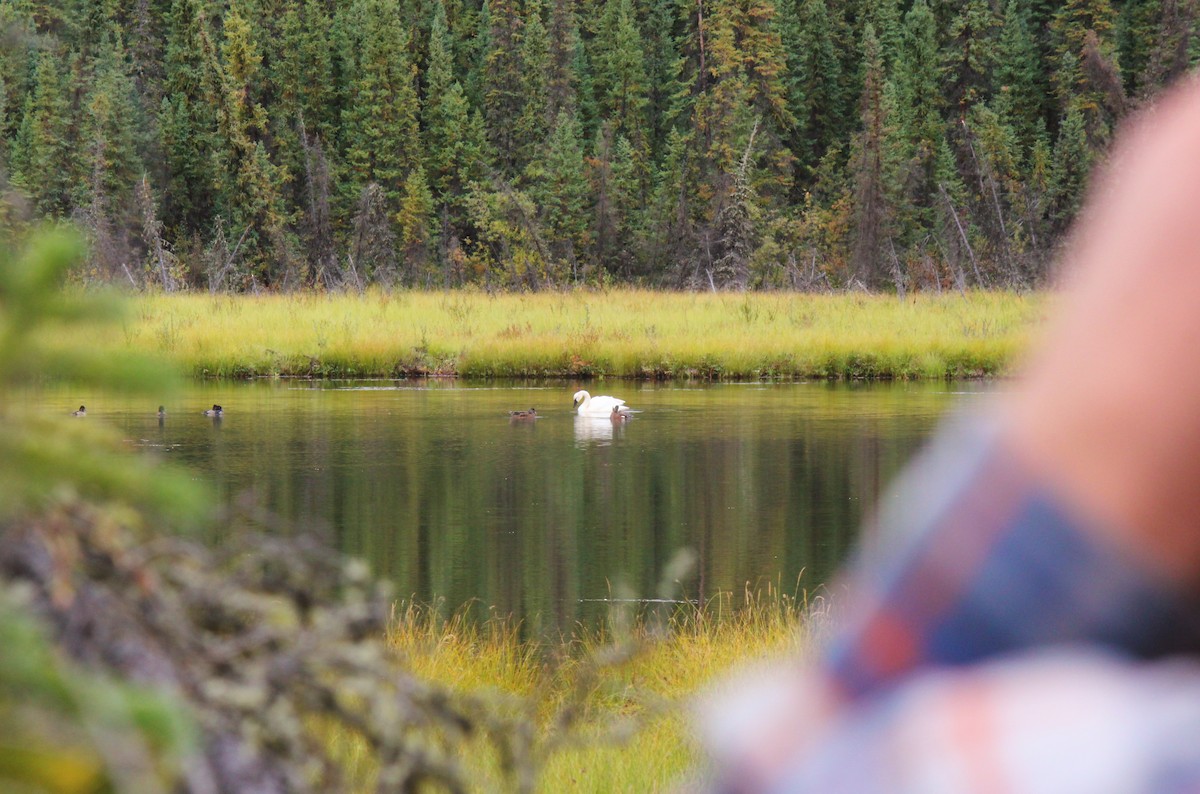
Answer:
(71, 405, 86, 417)
(509, 407, 538, 420)
(203, 404, 223, 417)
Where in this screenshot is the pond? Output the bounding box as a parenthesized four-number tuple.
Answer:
(47, 381, 988, 632)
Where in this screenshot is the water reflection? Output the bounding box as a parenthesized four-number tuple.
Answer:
(28, 380, 983, 632)
(573, 415, 624, 445)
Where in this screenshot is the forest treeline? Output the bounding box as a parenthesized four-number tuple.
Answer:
(0, 0, 1194, 291)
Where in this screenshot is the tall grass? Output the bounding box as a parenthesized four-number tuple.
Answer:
(331, 587, 821, 792)
(80, 289, 1046, 379)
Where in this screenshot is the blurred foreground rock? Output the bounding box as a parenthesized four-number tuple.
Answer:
(0, 502, 490, 793)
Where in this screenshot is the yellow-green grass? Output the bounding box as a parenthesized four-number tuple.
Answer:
(333, 588, 818, 792)
(72, 289, 1047, 380)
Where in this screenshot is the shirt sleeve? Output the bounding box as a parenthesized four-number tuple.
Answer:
(823, 414, 1200, 699)
(699, 414, 1200, 794)
(770, 650, 1200, 794)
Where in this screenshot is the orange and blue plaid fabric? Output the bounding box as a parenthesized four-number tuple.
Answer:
(704, 419, 1200, 793)
(825, 419, 1200, 699)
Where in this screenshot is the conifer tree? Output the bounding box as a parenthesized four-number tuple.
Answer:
(639, 0, 683, 158)
(527, 109, 589, 276)
(690, 0, 794, 234)
(608, 132, 644, 269)
(515, 0, 551, 168)
(547, 0, 581, 121)
(159, 0, 218, 235)
(649, 127, 700, 284)
(423, 0, 488, 268)
(711, 129, 759, 288)
(274, 0, 335, 144)
(943, 0, 999, 115)
(962, 104, 1022, 283)
(338, 0, 422, 211)
(591, 126, 619, 272)
(1114, 0, 1160, 97)
(481, 0, 526, 174)
(789, 0, 847, 180)
(423, 0, 471, 203)
(1139, 0, 1196, 96)
(849, 23, 891, 288)
(11, 50, 75, 217)
(592, 0, 650, 148)
(79, 34, 145, 218)
(210, 2, 289, 286)
(995, 0, 1046, 148)
(397, 166, 436, 283)
(1048, 106, 1092, 234)
(0, 4, 34, 145)
(860, 0, 903, 70)
(885, 0, 944, 246)
(1050, 0, 1118, 107)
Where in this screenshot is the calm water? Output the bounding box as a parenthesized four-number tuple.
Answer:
(43, 381, 986, 631)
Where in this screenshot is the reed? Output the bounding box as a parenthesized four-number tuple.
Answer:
(82, 289, 1045, 380)
(337, 586, 822, 792)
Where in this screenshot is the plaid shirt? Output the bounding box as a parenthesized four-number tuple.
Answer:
(703, 417, 1200, 793)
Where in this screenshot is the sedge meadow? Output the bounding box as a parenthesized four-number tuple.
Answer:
(87, 289, 1045, 380)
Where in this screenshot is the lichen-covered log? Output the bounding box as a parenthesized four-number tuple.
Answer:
(0, 501, 503, 793)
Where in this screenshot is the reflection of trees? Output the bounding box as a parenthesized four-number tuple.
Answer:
(179, 389, 943, 634)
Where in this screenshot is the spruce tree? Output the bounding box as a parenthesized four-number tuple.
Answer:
(211, 2, 289, 286)
(1050, 0, 1118, 106)
(547, 0, 581, 121)
(790, 0, 847, 181)
(592, 0, 650, 149)
(527, 109, 590, 277)
(11, 51, 75, 217)
(886, 0, 943, 246)
(1114, 0, 1160, 97)
(1139, 0, 1196, 96)
(79, 34, 144, 218)
(1048, 106, 1092, 234)
(515, 0, 551, 168)
(608, 132, 643, 271)
(481, 0, 526, 174)
(338, 0, 423, 211)
(397, 166, 436, 283)
(860, 0, 903, 70)
(943, 0, 999, 115)
(648, 126, 699, 284)
(424, 0, 472, 203)
(995, 0, 1046, 148)
(639, 0, 683, 159)
(849, 23, 890, 288)
(159, 0, 218, 235)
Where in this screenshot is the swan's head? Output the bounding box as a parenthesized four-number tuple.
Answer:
(572, 390, 590, 409)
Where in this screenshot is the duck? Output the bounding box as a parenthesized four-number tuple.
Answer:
(509, 407, 538, 420)
(157, 405, 166, 419)
(572, 389, 633, 418)
(610, 405, 631, 423)
(203, 404, 224, 417)
(71, 405, 86, 417)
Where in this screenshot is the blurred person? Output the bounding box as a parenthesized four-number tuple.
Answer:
(701, 76, 1200, 793)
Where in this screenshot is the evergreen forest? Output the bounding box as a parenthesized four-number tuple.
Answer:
(0, 0, 1192, 291)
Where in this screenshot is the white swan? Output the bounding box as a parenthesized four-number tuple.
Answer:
(573, 389, 633, 417)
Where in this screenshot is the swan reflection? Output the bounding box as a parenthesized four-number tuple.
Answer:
(574, 415, 626, 446)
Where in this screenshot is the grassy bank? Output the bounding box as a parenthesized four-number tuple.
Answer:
(83, 289, 1045, 380)
(333, 588, 819, 792)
